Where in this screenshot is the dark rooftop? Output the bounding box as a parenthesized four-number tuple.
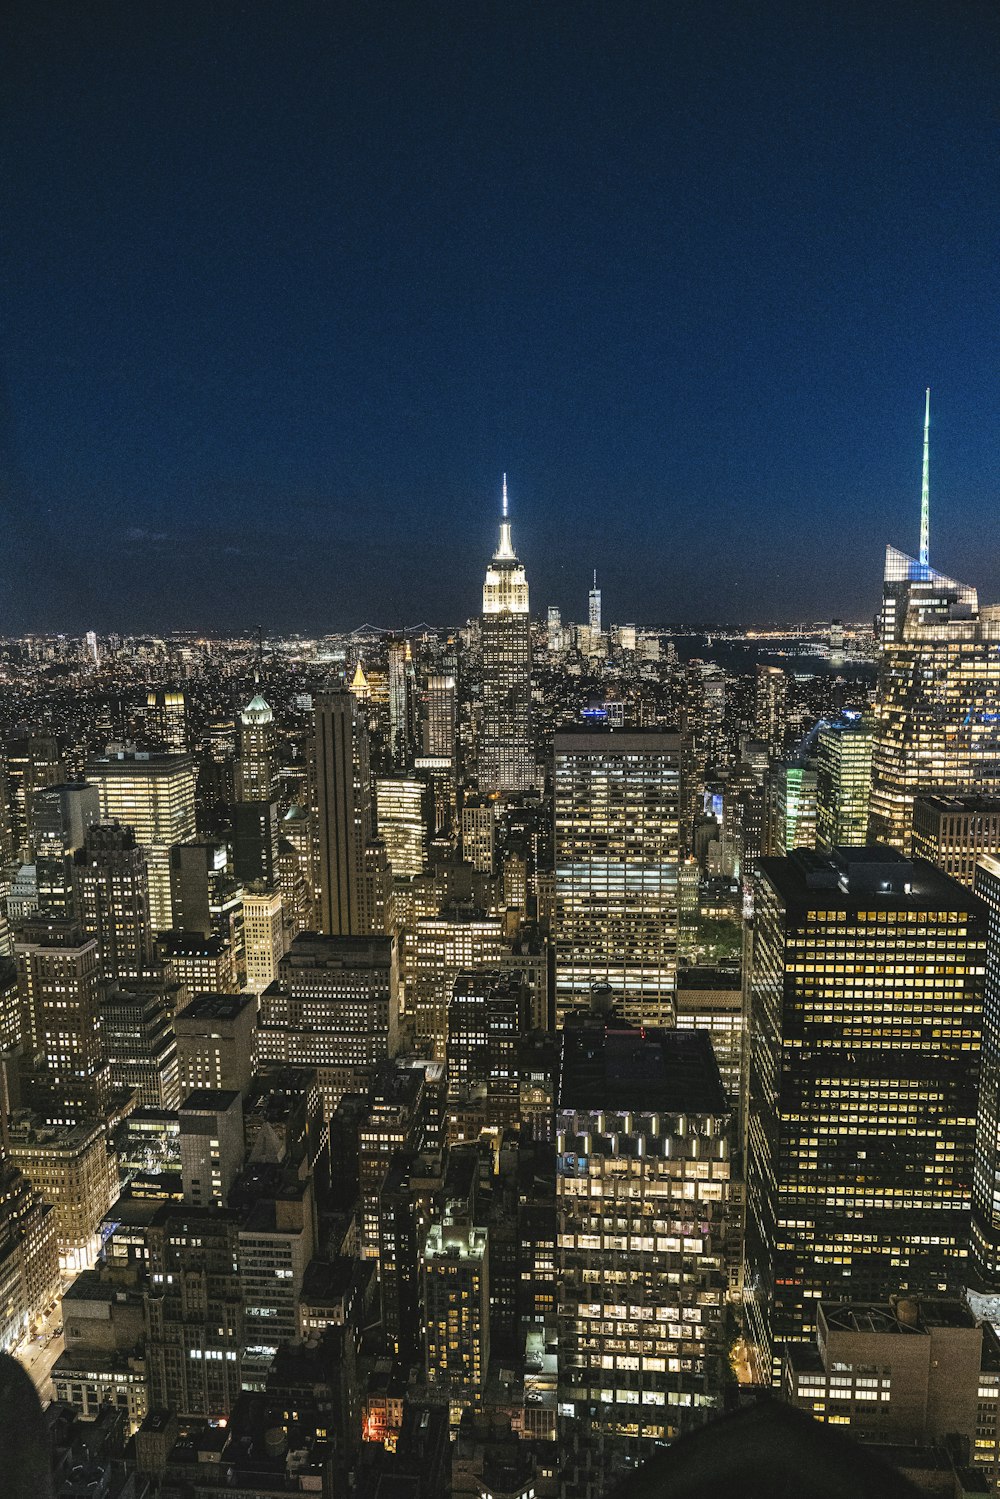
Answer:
(760, 846, 984, 913)
(175, 992, 253, 1022)
(558, 1021, 729, 1115)
(179, 1088, 241, 1113)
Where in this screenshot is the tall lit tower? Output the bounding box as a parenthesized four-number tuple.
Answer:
(312, 690, 384, 936)
(236, 692, 277, 802)
(588, 570, 601, 635)
(870, 390, 1000, 850)
(479, 474, 533, 794)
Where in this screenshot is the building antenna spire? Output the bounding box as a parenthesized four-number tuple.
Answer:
(502, 472, 508, 520)
(920, 387, 930, 571)
(593, 568, 597, 588)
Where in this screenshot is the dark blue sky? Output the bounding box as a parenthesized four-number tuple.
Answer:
(4, 1, 1000, 633)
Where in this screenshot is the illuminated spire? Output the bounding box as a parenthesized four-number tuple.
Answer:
(920, 387, 930, 571)
(593, 569, 597, 589)
(495, 473, 516, 560)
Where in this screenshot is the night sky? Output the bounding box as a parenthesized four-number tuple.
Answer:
(4, 2, 1000, 634)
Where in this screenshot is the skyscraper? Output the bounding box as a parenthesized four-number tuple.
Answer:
(556, 1018, 734, 1451)
(33, 781, 100, 918)
(258, 932, 399, 1119)
(86, 747, 197, 932)
(815, 712, 874, 849)
(312, 690, 383, 936)
(764, 761, 817, 855)
(912, 795, 1000, 889)
(376, 776, 427, 878)
(553, 728, 680, 1026)
(479, 475, 533, 794)
(16, 918, 109, 1123)
(74, 822, 155, 980)
(588, 569, 601, 635)
(144, 689, 187, 753)
(755, 665, 788, 757)
(236, 692, 278, 802)
(870, 391, 1000, 850)
(744, 846, 985, 1383)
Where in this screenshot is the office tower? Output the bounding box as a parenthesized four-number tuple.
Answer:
(744, 846, 985, 1384)
(169, 839, 227, 936)
(387, 638, 415, 767)
(276, 832, 314, 937)
(674, 966, 743, 1114)
(74, 823, 154, 980)
(33, 782, 100, 917)
(680, 663, 727, 846)
(547, 606, 563, 653)
(409, 908, 507, 1059)
(815, 713, 874, 849)
(100, 987, 179, 1108)
(588, 569, 601, 635)
(376, 776, 427, 878)
(912, 795, 1000, 889)
(312, 690, 384, 936)
(461, 797, 495, 874)
(145, 688, 187, 752)
(379, 1150, 440, 1363)
(87, 747, 197, 932)
(829, 618, 845, 667)
(160, 931, 240, 996)
(783, 1297, 1000, 1473)
(359, 1062, 429, 1263)
(258, 932, 399, 1120)
(755, 665, 788, 756)
(231, 1162, 316, 1387)
(718, 759, 765, 883)
(765, 762, 818, 855)
(972, 855, 1000, 1284)
(415, 755, 457, 845)
(446, 970, 528, 1114)
(422, 1197, 490, 1408)
(479, 475, 533, 794)
(7, 1115, 115, 1273)
(553, 729, 681, 1027)
(231, 798, 281, 886)
(179, 1089, 245, 1207)
(556, 1019, 734, 1450)
(243, 1064, 324, 1176)
(144, 1206, 246, 1419)
(242, 886, 287, 993)
(175, 993, 258, 1096)
(236, 692, 278, 802)
(422, 673, 456, 761)
(5, 733, 64, 859)
(0, 1155, 58, 1351)
(16, 919, 108, 1123)
(870, 393, 1000, 849)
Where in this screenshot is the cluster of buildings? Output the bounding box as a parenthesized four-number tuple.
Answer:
(5, 416, 1000, 1495)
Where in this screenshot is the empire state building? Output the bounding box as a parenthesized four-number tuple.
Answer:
(478, 475, 533, 793)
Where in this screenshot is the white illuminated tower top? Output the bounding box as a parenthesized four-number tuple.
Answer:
(483, 473, 529, 615)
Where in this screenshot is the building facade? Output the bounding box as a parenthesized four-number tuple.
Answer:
(744, 846, 986, 1383)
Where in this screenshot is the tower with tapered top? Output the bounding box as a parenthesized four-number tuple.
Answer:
(588, 569, 601, 635)
(479, 475, 533, 794)
(870, 390, 1000, 850)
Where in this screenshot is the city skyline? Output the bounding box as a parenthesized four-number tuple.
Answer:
(5, 5, 1000, 632)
